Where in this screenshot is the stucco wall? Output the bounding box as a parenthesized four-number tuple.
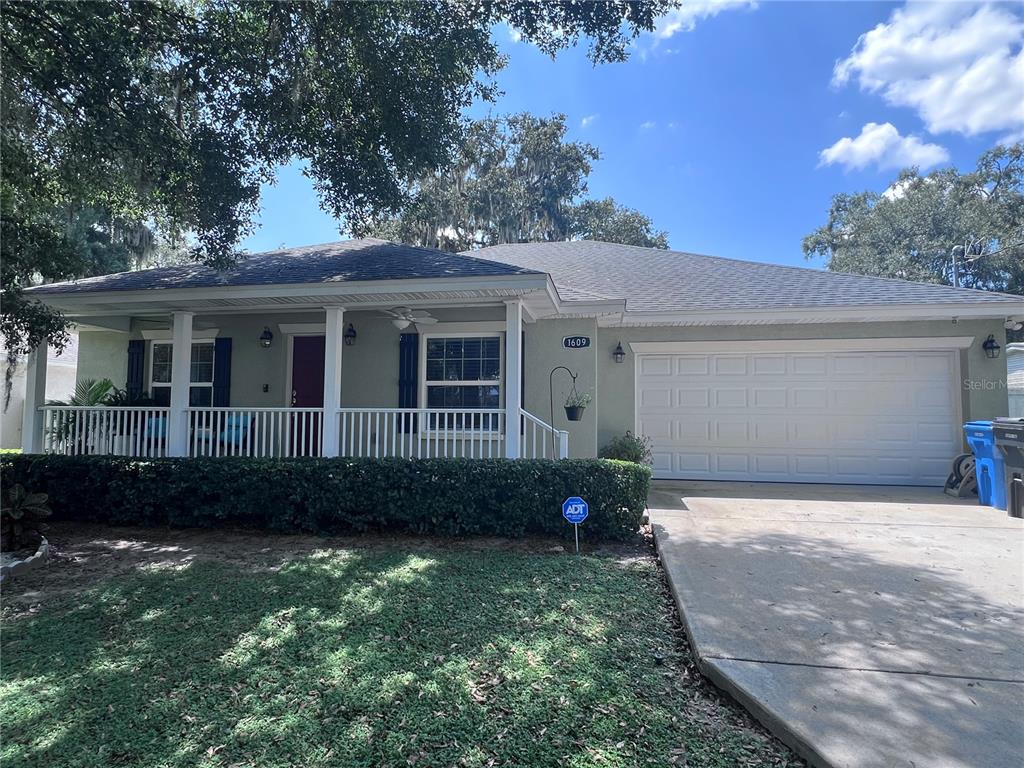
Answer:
(78, 308, 507, 409)
(73, 314, 1011, 457)
(76, 331, 129, 389)
(595, 319, 1010, 452)
(522, 317, 599, 458)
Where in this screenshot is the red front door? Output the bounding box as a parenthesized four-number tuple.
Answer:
(290, 336, 326, 455)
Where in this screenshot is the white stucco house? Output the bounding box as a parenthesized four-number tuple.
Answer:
(20, 238, 1023, 486)
(1, 336, 78, 449)
(1008, 343, 1024, 418)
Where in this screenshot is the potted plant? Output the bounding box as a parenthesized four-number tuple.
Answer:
(564, 391, 591, 421)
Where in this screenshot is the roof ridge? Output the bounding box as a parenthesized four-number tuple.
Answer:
(480, 240, 1022, 301)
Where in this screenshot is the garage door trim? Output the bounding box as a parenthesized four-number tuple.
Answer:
(630, 336, 975, 355)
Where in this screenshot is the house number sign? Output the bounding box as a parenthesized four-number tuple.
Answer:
(562, 336, 591, 349)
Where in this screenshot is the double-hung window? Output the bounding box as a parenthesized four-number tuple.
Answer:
(150, 342, 215, 407)
(423, 335, 501, 430)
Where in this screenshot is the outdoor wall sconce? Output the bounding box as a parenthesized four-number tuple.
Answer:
(258, 327, 274, 348)
(982, 334, 1002, 359)
(343, 323, 357, 346)
(613, 341, 626, 364)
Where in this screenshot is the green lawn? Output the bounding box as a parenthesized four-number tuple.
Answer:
(1, 539, 795, 767)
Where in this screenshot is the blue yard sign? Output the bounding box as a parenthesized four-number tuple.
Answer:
(562, 496, 589, 524)
(562, 496, 588, 552)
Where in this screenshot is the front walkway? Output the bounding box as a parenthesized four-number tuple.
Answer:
(648, 480, 1024, 768)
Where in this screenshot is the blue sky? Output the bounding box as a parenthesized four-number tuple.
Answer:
(242, 1, 1024, 269)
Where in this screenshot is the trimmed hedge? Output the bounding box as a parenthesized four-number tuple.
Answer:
(0, 455, 651, 541)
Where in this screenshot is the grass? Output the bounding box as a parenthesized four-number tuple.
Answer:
(1, 536, 797, 768)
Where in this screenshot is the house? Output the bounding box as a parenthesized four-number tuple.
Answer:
(21, 238, 1023, 486)
(1009, 343, 1024, 418)
(1, 335, 78, 449)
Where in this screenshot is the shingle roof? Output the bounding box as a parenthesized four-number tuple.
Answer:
(471, 241, 1023, 311)
(28, 238, 540, 295)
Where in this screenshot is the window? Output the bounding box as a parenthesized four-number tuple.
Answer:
(150, 342, 215, 407)
(423, 335, 501, 429)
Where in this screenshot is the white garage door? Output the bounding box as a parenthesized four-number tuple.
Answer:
(636, 347, 960, 486)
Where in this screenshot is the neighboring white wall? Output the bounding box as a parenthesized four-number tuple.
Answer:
(1, 343, 79, 449)
(1008, 345, 1024, 418)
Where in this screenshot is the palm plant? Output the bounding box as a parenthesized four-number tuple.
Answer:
(1, 485, 52, 551)
(46, 378, 116, 449)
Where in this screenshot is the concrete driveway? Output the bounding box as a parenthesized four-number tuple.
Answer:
(648, 481, 1024, 768)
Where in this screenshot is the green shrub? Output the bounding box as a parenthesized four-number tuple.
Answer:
(0, 455, 651, 541)
(599, 431, 653, 465)
(1, 484, 52, 551)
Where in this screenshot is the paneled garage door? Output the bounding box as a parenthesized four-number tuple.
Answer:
(636, 347, 960, 485)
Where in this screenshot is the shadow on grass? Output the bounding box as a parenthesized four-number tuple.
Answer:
(1, 546, 793, 768)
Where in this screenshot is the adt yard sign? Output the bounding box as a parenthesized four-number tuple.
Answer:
(562, 496, 589, 524)
(562, 496, 588, 552)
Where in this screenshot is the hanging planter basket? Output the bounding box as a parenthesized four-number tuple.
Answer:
(564, 405, 586, 422)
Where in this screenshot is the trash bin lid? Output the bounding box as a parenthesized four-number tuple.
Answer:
(993, 420, 1024, 445)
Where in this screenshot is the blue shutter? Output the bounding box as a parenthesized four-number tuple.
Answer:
(126, 340, 145, 399)
(213, 338, 232, 407)
(399, 333, 418, 432)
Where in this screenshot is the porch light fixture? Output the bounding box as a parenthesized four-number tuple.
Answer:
(982, 334, 1002, 359)
(613, 341, 626, 364)
(258, 327, 274, 348)
(343, 323, 357, 346)
(392, 318, 411, 330)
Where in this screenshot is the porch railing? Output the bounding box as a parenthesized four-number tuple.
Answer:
(188, 408, 323, 458)
(38, 406, 569, 460)
(338, 408, 506, 458)
(41, 406, 171, 457)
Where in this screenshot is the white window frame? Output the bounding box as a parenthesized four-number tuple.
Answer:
(149, 341, 216, 406)
(419, 332, 504, 432)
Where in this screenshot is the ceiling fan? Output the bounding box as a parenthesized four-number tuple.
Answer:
(383, 307, 438, 329)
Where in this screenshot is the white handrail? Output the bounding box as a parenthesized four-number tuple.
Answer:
(520, 410, 569, 459)
(38, 406, 570, 460)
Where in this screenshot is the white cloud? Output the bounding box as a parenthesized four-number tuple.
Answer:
(639, 120, 656, 130)
(580, 114, 598, 129)
(653, 0, 757, 38)
(819, 122, 950, 171)
(833, 2, 1024, 138)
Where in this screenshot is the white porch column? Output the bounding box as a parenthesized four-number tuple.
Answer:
(321, 306, 345, 457)
(504, 299, 523, 459)
(167, 311, 193, 457)
(20, 342, 48, 453)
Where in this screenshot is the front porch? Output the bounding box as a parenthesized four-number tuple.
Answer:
(23, 302, 568, 461)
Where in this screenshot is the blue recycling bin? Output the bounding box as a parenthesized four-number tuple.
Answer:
(964, 421, 1007, 510)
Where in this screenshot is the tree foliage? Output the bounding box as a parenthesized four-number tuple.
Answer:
(803, 144, 1024, 295)
(1, 0, 671, 360)
(355, 114, 669, 251)
(569, 197, 669, 249)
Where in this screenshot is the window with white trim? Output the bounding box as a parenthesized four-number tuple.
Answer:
(150, 342, 215, 407)
(422, 335, 502, 428)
